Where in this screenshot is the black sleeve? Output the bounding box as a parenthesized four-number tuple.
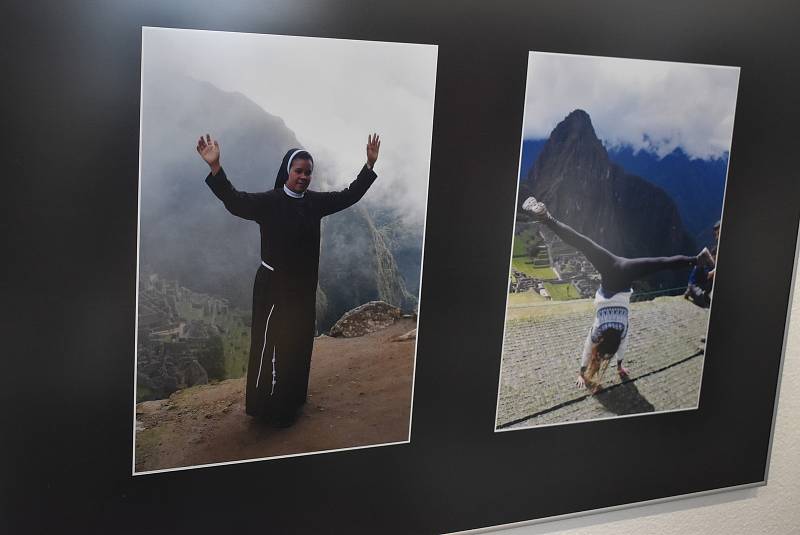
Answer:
(205, 167, 264, 221)
(315, 165, 378, 217)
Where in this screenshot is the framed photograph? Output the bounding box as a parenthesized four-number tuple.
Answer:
(496, 52, 739, 431)
(134, 27, 436, 473)
(5, 2, 799, 534)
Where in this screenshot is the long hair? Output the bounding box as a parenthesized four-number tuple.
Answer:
(585, 328, 622, 383)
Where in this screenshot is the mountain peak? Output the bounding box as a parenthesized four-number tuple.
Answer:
(523, 109, 696, 272)
(551, 109, 598, 142)
(530, 109, 607, 178)
(566, 108, 591, 122)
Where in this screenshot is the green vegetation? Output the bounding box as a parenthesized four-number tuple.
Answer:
(137, 383, 155, 402)
(512, 228, 540, 257)
(511, 258, 557, 279)
(505, 296, 594, 322)
(543, 282, 581, 300)
(199, 335, 226, 381)
(222, 317, 250, 379)
(511, 228, 557, 279)
(507, 291, 547, 306)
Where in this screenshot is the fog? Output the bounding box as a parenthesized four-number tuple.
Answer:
(142, 27, 437, 224)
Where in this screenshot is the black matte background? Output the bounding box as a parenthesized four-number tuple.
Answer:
(3, 1, 799, 533)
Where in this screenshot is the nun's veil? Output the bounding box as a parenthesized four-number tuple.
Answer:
(274, 148, 314, 189)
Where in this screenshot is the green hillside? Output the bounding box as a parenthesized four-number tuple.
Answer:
(511, 228, 557, 279)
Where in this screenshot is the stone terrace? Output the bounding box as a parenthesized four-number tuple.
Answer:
(497, 296, 708, 428)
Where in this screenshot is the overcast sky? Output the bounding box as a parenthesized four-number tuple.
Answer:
(522, 52, 740, 160)
(142, 27, 437, 222)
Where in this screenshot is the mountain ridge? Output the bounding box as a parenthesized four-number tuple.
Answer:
(521, 109, 696, 290)
(520, 127, 726, 247)
(139, 71, 419, 331)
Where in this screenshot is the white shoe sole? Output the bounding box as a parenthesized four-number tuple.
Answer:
(522, 196, 548, 218)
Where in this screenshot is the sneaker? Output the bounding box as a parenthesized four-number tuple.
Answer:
(696, 247, 715, 269)
(522, 196, 550, 222)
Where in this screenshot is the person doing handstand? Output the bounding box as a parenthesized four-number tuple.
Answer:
(522, 196, 711, 393)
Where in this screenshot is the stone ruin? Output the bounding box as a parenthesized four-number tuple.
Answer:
(328, 301, 402, 338)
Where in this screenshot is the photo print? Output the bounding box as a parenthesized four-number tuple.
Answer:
(495, 52, 739, 431)
(134, 27, 437, 473)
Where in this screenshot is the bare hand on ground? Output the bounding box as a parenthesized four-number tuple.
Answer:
(617, 365, 630, 379)
(366, 133, 381, 168)
(197, 134, 221, 174)
(577, 374, 602, 394)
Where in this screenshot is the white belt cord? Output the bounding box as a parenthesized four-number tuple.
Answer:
(255, 304, 275, 389)
(270, 347, 277, 395)
(256, 261, 277, 394)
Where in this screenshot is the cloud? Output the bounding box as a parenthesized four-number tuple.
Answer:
(142, 27, 437, 223)
(522, 52, 740, 159)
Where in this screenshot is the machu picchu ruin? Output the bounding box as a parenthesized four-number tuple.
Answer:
(509, 222, 600, 302)
(137, 271, 250, 402)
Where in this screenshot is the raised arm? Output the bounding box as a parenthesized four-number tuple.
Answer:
(198, 134, 264, 221)
(317, 133, 380, 217)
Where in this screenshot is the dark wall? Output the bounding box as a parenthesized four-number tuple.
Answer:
(4, 1, 799, 533)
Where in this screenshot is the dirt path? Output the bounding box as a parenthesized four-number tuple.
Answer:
(135, 319, 416, 473)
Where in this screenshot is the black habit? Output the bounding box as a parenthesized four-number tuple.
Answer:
(206, 153, 377, 425)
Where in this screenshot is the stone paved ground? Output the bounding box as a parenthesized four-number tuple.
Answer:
(496, 296, 708, 428)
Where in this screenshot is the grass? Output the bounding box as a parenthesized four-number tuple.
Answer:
(512, 257, 557, 279)
(511, 228, 558, 279)
(543, 281, 581, 300)
(137, 384, 156, 403)
(223, 319, 250, 379)
(507, 291, 547, 306)
(505, 293, 593, 321)
(512, 228, 541, 257)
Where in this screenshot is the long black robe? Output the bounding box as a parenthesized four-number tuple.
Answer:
(206, 164, 377, 424)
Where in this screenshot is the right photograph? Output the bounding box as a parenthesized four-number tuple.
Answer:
(495, 52, 740, 431)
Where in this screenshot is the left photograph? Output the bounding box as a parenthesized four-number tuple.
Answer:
(134, 27, 437, 474)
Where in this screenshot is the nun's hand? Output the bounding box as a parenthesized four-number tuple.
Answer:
(366, 133, 380, 169)
(197, 134, 221, 175)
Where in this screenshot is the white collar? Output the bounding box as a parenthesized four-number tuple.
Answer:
(283, 184, 305, 198)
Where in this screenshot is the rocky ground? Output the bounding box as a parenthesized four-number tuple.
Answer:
(497, 296, 709, 429)
(135, 318, 416, 473)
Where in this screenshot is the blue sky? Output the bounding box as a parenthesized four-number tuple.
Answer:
(522, 52, 740, 160)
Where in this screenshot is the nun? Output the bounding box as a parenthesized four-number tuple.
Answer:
(197, 133, 381, 427)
